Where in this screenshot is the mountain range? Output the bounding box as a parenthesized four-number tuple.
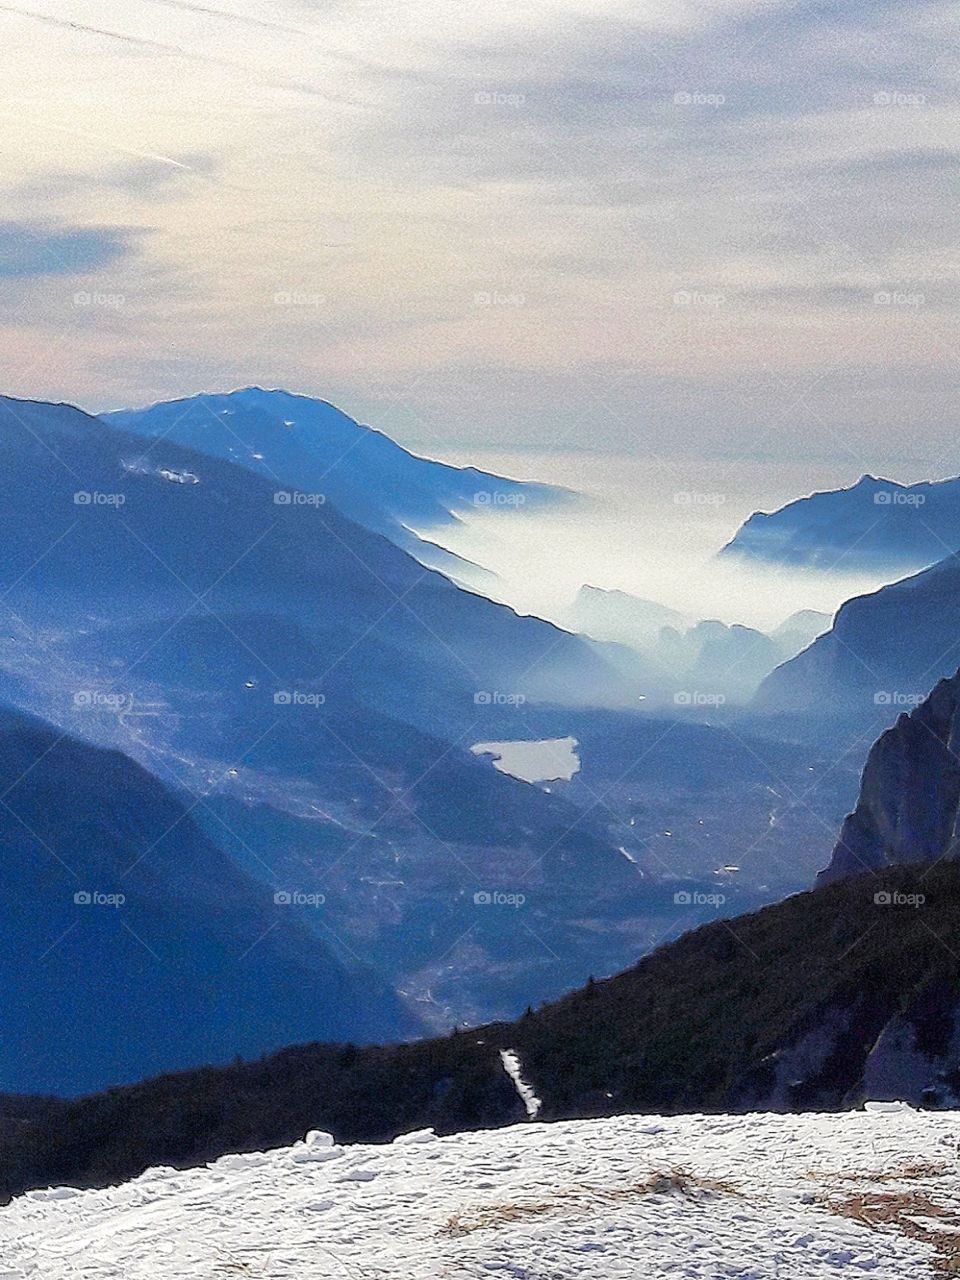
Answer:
(103, 387, 567, 579)
(721, 472, 960, 575)
(566, 583, 830, 703)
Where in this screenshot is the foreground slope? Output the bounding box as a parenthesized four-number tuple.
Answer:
(7, 861, 960, 1194)
(0, 704, 415, 1096)
(1, 1110, 954, 1278)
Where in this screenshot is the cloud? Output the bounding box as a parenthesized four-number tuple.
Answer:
(0, 221, 138, 279)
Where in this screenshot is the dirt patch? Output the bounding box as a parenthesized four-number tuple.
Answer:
(828, 1189, 960, 1275)
(439, 1168, 739, 1238)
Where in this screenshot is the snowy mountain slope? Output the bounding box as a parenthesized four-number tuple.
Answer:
(102, 387, 567, 576)
(2, 1109, 955, 1278)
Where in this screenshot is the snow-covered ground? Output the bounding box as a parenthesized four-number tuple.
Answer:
(3, 1107, 960, 1278)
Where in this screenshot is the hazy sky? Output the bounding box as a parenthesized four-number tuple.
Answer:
(0, 0, 955, 468)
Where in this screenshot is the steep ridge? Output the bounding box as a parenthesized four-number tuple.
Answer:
(755, 552, 960, 717)
(820, 671, 960, 883)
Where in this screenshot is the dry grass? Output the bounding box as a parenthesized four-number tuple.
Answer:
(827, 1188, 960, 1275)
(439, 1168, 739, 1238)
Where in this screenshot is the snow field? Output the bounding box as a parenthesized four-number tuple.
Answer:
(2, 1106, 959, 1278)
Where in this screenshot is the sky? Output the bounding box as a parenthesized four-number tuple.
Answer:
(0, 0, 955, 471)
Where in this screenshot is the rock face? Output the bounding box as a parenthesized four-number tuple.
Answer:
(820, 672, 960, 883)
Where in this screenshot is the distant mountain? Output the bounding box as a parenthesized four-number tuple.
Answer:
(566, 585, 691, 645)
(565, 586, 828, 704)
(820, 671, 960, 883)
(755, 552, 960, 717)
(0, 703, 415, 1096)
(102, 388, 567, 576)
(720, 473, 960, 574)
(7, 858, 960, 1194)
(770, 608, 831, 652)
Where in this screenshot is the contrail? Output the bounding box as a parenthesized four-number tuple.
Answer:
(0, 3, 366, 106)
(0, 113, 193, 170)
(142, 0, 312, 38)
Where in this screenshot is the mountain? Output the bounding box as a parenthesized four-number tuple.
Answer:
(720, 472, 960, 574)
(0, 394, 676, 1031)
(820, 671, 960, 883)
(566, 584, 691, 645)
(0, 1111, 947, 1280)
(770, 608, 832, 652)
(0, 703, 415, 1097)
(101, 387, 567, 577)
(755, 552, 960, 717)
(565, 586, 826, 704)
(7, 857, 960, 1194)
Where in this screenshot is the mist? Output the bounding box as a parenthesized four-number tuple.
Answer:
(425, 450, 913, 636)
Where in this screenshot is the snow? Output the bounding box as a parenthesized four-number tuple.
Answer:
(499, 1048, 543, 1117)
(2, 1109, 959, 1278)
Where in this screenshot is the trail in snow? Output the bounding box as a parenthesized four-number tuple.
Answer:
(1, 1108, 958, 1278)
